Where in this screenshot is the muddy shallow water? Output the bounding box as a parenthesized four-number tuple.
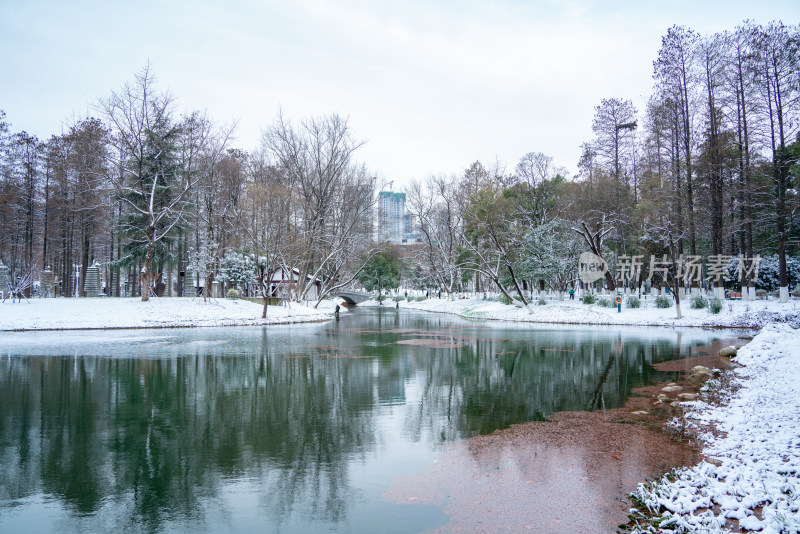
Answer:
(386, 336, 749, 533)
(385, 393, 698, 532)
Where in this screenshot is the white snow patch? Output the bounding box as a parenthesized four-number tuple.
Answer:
(629, 323, 800, 533)
(0, 297, 332, 331)
(379, 295, 800, 329)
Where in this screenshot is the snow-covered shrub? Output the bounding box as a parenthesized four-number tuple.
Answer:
(709, 297, 722, 314)
(690, 295, 708, 309)
(537, 297, 547, 306)
(415, 296, 427, 302)
(627, 296, 641, 308)
(226, 288, 240, 299)
(393, 296, 405, 302)
(581, 293, 596, 304)
(655, 295, 672, 308)
(724, 254, 800, 291)
(376, 294, 387, 302)
(598, 297, 613, 307)
(218, 251, 256, 293)
(519, 218, 584, 297)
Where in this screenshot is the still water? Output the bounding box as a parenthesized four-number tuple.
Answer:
(0, 308, 738, 533)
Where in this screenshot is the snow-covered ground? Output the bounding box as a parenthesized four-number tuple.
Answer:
(4, 293, 797, 331)
(0, 297, 332, 330)
(627, 323, 800, 533)
(366, 295, 800, 329)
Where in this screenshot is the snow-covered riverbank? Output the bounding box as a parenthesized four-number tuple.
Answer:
(626, 323, 800, 533)
(4, 293, 798, 331)
(367, 295, 800, 329)
(0, 297, 331, 330)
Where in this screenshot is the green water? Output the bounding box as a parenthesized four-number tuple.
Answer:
(0, 308, 736, 533)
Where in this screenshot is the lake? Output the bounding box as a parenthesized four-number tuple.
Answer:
(0, 308, 742, 533)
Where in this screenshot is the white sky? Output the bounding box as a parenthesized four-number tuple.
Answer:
(1, 0, 797, 187)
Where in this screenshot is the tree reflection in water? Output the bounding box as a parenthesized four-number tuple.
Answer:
(0, 311, 725, 532)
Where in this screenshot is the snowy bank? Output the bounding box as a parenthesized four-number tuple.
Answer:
(0, 297, 332, 331)
(626, 323, 800, 533)
(363, 296, 800, 329)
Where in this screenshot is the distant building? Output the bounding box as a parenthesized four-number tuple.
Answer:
(403, 213, 413, 234)
(377, 191, 406, 243)
(377, 191, 425, 245)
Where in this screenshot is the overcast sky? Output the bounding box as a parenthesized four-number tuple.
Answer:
(1, 0, 797, 187)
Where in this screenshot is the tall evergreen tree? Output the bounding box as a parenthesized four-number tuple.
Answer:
(100, 66, 185, 301)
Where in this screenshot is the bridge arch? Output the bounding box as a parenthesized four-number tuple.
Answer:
(334, 291, 372, 306)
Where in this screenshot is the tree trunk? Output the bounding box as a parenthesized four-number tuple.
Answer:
(80, 215, 90, 297)
(141, 226, 155, 302)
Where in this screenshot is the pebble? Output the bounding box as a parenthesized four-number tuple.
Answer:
(688, 371, 712, 388)
(677, 393, 698, 401)
(662, 385, 684, 393)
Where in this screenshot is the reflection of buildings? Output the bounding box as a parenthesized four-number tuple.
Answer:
(377, 191, 423, 245)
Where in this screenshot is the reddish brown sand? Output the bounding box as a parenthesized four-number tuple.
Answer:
(385, 336, 750, 533)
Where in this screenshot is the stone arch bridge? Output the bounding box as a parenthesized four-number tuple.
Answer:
(335, 291, 373, 306)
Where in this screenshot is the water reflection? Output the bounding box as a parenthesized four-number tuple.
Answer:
(0, 309, 736, 533)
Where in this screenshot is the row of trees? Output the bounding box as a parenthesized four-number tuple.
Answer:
(584, 21, 799, 300)
(0, 66, 377, 308)
(407, 20, 799, 305)
(1, 20, 797, 308)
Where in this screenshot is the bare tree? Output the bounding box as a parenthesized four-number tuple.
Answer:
(698, 33, 728, 259)
(654, 25, 700, 256)
(238, 149, 290, 317)
(407, 174, 465, 298)
(591, 98, 638, 186)
(750, 22, 799, 302)
(643, 219, 687, 319)
(571, 218, 616, 291)
(729, 23, 759, 299)
(513, 151, 568, 226)
(260, 111, 378, 306)
(460, 180, 531, 307)
(63, 118, 111, 296)
(0, 128, 41, 295)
